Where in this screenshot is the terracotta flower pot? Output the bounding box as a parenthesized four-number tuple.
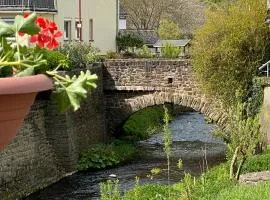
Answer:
(0, 75, 53, 150)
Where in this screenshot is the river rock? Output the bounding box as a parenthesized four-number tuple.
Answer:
(239, 171, 270, 184)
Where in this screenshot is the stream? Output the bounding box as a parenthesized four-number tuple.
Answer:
(25, 112, 226, 200)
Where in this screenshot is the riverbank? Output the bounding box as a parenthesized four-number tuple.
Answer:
(120, 149, 270, 200)
(77, 105, 169, 171)
(25, 112, 226, 199)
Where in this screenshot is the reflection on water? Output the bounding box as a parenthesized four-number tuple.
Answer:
(25, 112, 226, 200)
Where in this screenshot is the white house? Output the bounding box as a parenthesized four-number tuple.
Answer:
(0, 0, 118, 52)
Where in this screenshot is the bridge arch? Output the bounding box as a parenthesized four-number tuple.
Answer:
(105, 91, 226, 135)
(103, 59, 226, 135)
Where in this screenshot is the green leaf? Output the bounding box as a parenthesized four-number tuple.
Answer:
(53, 90, 71, 113)
(15, 66, 35, 77)
(14, 13, 40, 35)
(13, 15, 24, 33)
(0, 20, 14, 36)
(51, 70, 98, 112)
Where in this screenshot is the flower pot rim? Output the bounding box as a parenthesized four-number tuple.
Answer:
(0, 74, 53, 95)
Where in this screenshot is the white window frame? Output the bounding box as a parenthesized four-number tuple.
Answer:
(64, 19, 72, 41)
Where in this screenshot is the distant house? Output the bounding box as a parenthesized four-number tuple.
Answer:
(153, 39, 191, 57)
(118, 6, 160, 51)
(0, 0, 118, 53)
(118, 29, 159, 51)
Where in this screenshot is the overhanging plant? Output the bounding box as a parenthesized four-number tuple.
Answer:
(0, 13, 97, 150)
(0, 12, 97, 111)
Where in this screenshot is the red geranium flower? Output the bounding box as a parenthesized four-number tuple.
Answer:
(18, 14, 62, 50)
(29, 16, 62, 50)
(36, 17, 47, 29)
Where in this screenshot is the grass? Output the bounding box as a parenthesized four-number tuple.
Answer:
(77, 140, 136, 171)
(123, 184, 182, 200)
(191, 163, 234, 200)
(216, 182, 270, 200)
(241, 149, 270, 174)
(120, 151, 270, 200)
(113, 163, 234, 200)
(121, 106, 166, 141)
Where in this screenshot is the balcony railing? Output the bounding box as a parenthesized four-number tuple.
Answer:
(0, 0, 57, 12)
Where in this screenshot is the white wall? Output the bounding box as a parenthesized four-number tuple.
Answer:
(56, 0, 118, 53)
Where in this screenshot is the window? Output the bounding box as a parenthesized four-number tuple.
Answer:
(2, 18, 14, 25)
(64, 20, 71, 41)
(75, 20, 82, 41)
(89, 19, 93, 41)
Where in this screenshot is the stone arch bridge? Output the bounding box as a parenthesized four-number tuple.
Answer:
(103, 59, 226, 134)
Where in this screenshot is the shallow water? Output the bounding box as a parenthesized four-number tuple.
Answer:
(25, 112, 226, 200)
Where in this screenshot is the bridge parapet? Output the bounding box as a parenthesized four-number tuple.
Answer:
(104, 59, 199, 95)
(103, 59, 226, 134)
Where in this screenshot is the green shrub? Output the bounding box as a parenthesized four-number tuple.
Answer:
(77, 141, 136, 170)
(137, 45, 154, 58)
(100, 179, 121, 200)
(116, 34, 144, 52)
(124, 184, 181, 200)
(192, 0, 270, 108)
(157, 19, 183, 40)
(161, 43, 181, 58)
(121, 106, 166, 141)
(247, 77, 268, 117)
(60, 42, 101, 67)
(216, 182, 270, 200)
(106, 51, 121, 59)
(241, 149, 270, 174)
(43, 50, 71, 71)
(227, 102, 262, 180)
(192, 163, 234, 199)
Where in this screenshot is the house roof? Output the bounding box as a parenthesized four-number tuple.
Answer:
(153, 39, 191, 48)
(119, 29, 159, 45)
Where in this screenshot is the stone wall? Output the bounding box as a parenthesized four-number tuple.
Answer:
(104, 59, 226, 134)
(261, 86, 270, 145)
(0, 65, 106, 199)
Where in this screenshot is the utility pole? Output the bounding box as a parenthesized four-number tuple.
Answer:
(78, 0, 82, 41)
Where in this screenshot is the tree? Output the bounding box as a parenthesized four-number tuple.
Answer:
(121, 0, 206, 33)
(157, 19, 183, 40)
(192, 0, 270, 108)
(121, 0, 184, 30)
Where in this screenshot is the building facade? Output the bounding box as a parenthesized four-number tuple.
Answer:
(0, 0, 118, 52)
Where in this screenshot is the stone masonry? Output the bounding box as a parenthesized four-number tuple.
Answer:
(0, 59, 226, 199)
(0, 65, 106, 199)
(104, 59, 226, 134)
